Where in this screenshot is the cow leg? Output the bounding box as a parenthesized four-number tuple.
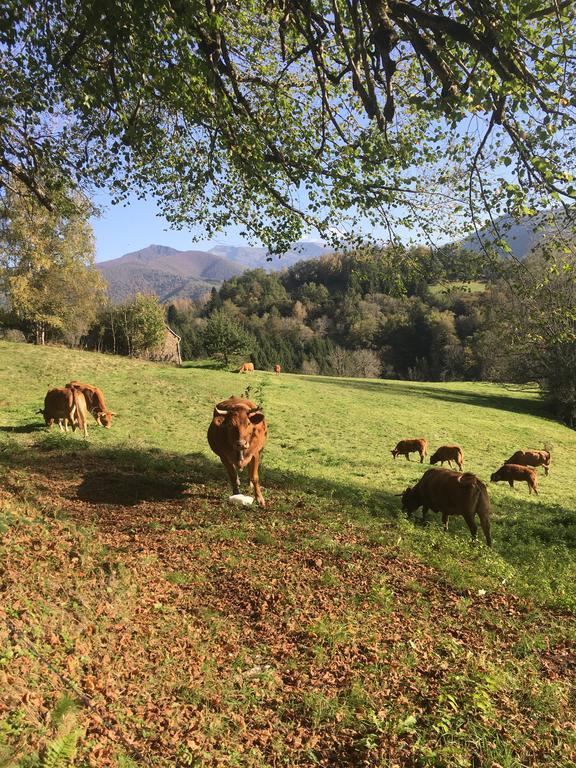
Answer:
(544, 466, 549, 476)
(457, 461, 463, 471)
(249, 453, 266, 508)
(508, 480, 514, 488)
(464, 513, 478, 541)
(441, 511, 449, 531)
(419, 451, 424, 463)
(405, 453, 410, 461)
(222, 459, 240, 495)
(447, 460, 452, 468)
(421, 506, 429, 524)
(479, 514, 492, 547)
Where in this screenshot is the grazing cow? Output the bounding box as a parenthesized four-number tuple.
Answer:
(238, 362, 255, 374)
(66, 381, 116, 428)
(207, 396, 268, 507)
(401, 468, 491, 546)
(491, 464, 538, 495)
(430, 444, 464, 471)
(40, 387, 89, 438)
(391, 438, 428, 463)
(274, 364, 281, 375)
(505, 449, 551, 476)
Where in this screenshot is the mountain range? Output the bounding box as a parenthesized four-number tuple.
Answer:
(97, 241, 330, 302)
(97, 211, 574, 303)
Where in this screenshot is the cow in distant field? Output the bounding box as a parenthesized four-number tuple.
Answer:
(40, 387, 89, 438)
(491, 464, 539, 494)
(274, 364, 281, 375)
(401, 467, 492, 546)
(238, 362, 255, 374)
(505, 449, 551, 476)
(430, 444, 464, 471)
(207, 396, 268, 507)
(391, 438, 428, 463)
(66, 381, 116, 428)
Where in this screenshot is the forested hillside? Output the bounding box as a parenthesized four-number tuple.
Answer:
(167, 245, 495, 380)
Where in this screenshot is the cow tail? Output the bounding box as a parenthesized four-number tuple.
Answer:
(473, 481, 492, 547)
(72, 387, 87, 437)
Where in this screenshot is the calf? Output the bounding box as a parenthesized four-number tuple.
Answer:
(391, 438, 428, 463)
(40, 387, 89, 438)
(66, 381, 116, 428)
(207, 396, 268, 507)
(401, 468, 491, 546)
(491, 464, 538, 495)
(505, 449, 550, 476)
(238, 362, 255, 373)
(274, 364, 281, 375)
(430, 444, 464, 471)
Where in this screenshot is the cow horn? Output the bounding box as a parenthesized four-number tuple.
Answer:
(214, 407, 228, 415)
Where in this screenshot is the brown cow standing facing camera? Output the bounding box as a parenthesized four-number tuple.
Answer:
(207, 396, 268, 507)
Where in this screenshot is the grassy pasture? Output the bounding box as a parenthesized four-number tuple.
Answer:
(0, 341, 574, 767)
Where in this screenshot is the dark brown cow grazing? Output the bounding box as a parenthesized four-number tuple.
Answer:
(491, 464, 539, 494)
(391, 438, 428, 463)
(505, 449, 551, 476)
(430, 444, 464, 471)
(238, 362, 255, 374)
(40, 387, 89, 438)
(401, 468, 491, 546)
(274, 364, 281, 375)
(66, 381, 117, 428)
(207, 396, 268, 507)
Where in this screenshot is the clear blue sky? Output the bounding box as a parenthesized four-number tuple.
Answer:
(91, 190, 258, 263)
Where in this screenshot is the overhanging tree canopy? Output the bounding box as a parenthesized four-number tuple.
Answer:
(1, 0, 575, 251)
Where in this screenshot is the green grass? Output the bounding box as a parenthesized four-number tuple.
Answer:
(0, 340, 575, 767)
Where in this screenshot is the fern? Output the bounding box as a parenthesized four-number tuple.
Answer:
(41, 729, 81, 768)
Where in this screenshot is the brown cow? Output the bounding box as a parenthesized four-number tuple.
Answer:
(207, 396, 268, 507)
(273, 364, 281, 375)
(491, 464, 538, 495)
(505, 449, 551, 476)
(40, 387, 89, 438)
(66, 381, 117, 428)
(238, 362, 255, 374)
(430, 444, 464, 471)
(391, 438, 428, 463)
(401, 468, 492, 546)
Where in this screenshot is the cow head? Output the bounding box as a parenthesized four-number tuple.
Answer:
(400, 486, 422, 515)
(214, 405, 265, 460)
(429, 452, 439, 465)
(391, 448, 399, 459)
(490, 472, 499, 482)
(96, 410, 117, 428)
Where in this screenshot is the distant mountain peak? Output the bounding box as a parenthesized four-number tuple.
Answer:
(97, 240, 331, 303)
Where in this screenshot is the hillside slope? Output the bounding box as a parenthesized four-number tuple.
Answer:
(97, 244, 244, 302)
(0, 342, 574, 767)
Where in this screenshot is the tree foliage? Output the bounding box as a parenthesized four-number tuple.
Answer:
(203, 309, 254, 366)
(0, 183, 106, 344)
(2, 1, 576, 250)
(89, 294, 166, 356)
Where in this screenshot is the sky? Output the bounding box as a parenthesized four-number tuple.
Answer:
(90, 190, 256, 263)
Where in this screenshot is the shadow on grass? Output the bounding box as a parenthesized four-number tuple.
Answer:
(303, 377, 549, 420)
(0, 438, 573, 554)
(0, 422, 46, 434)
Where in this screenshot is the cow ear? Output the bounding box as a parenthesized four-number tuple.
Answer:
(249, 411, 265, 424)
(213, 415, 226, 427)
